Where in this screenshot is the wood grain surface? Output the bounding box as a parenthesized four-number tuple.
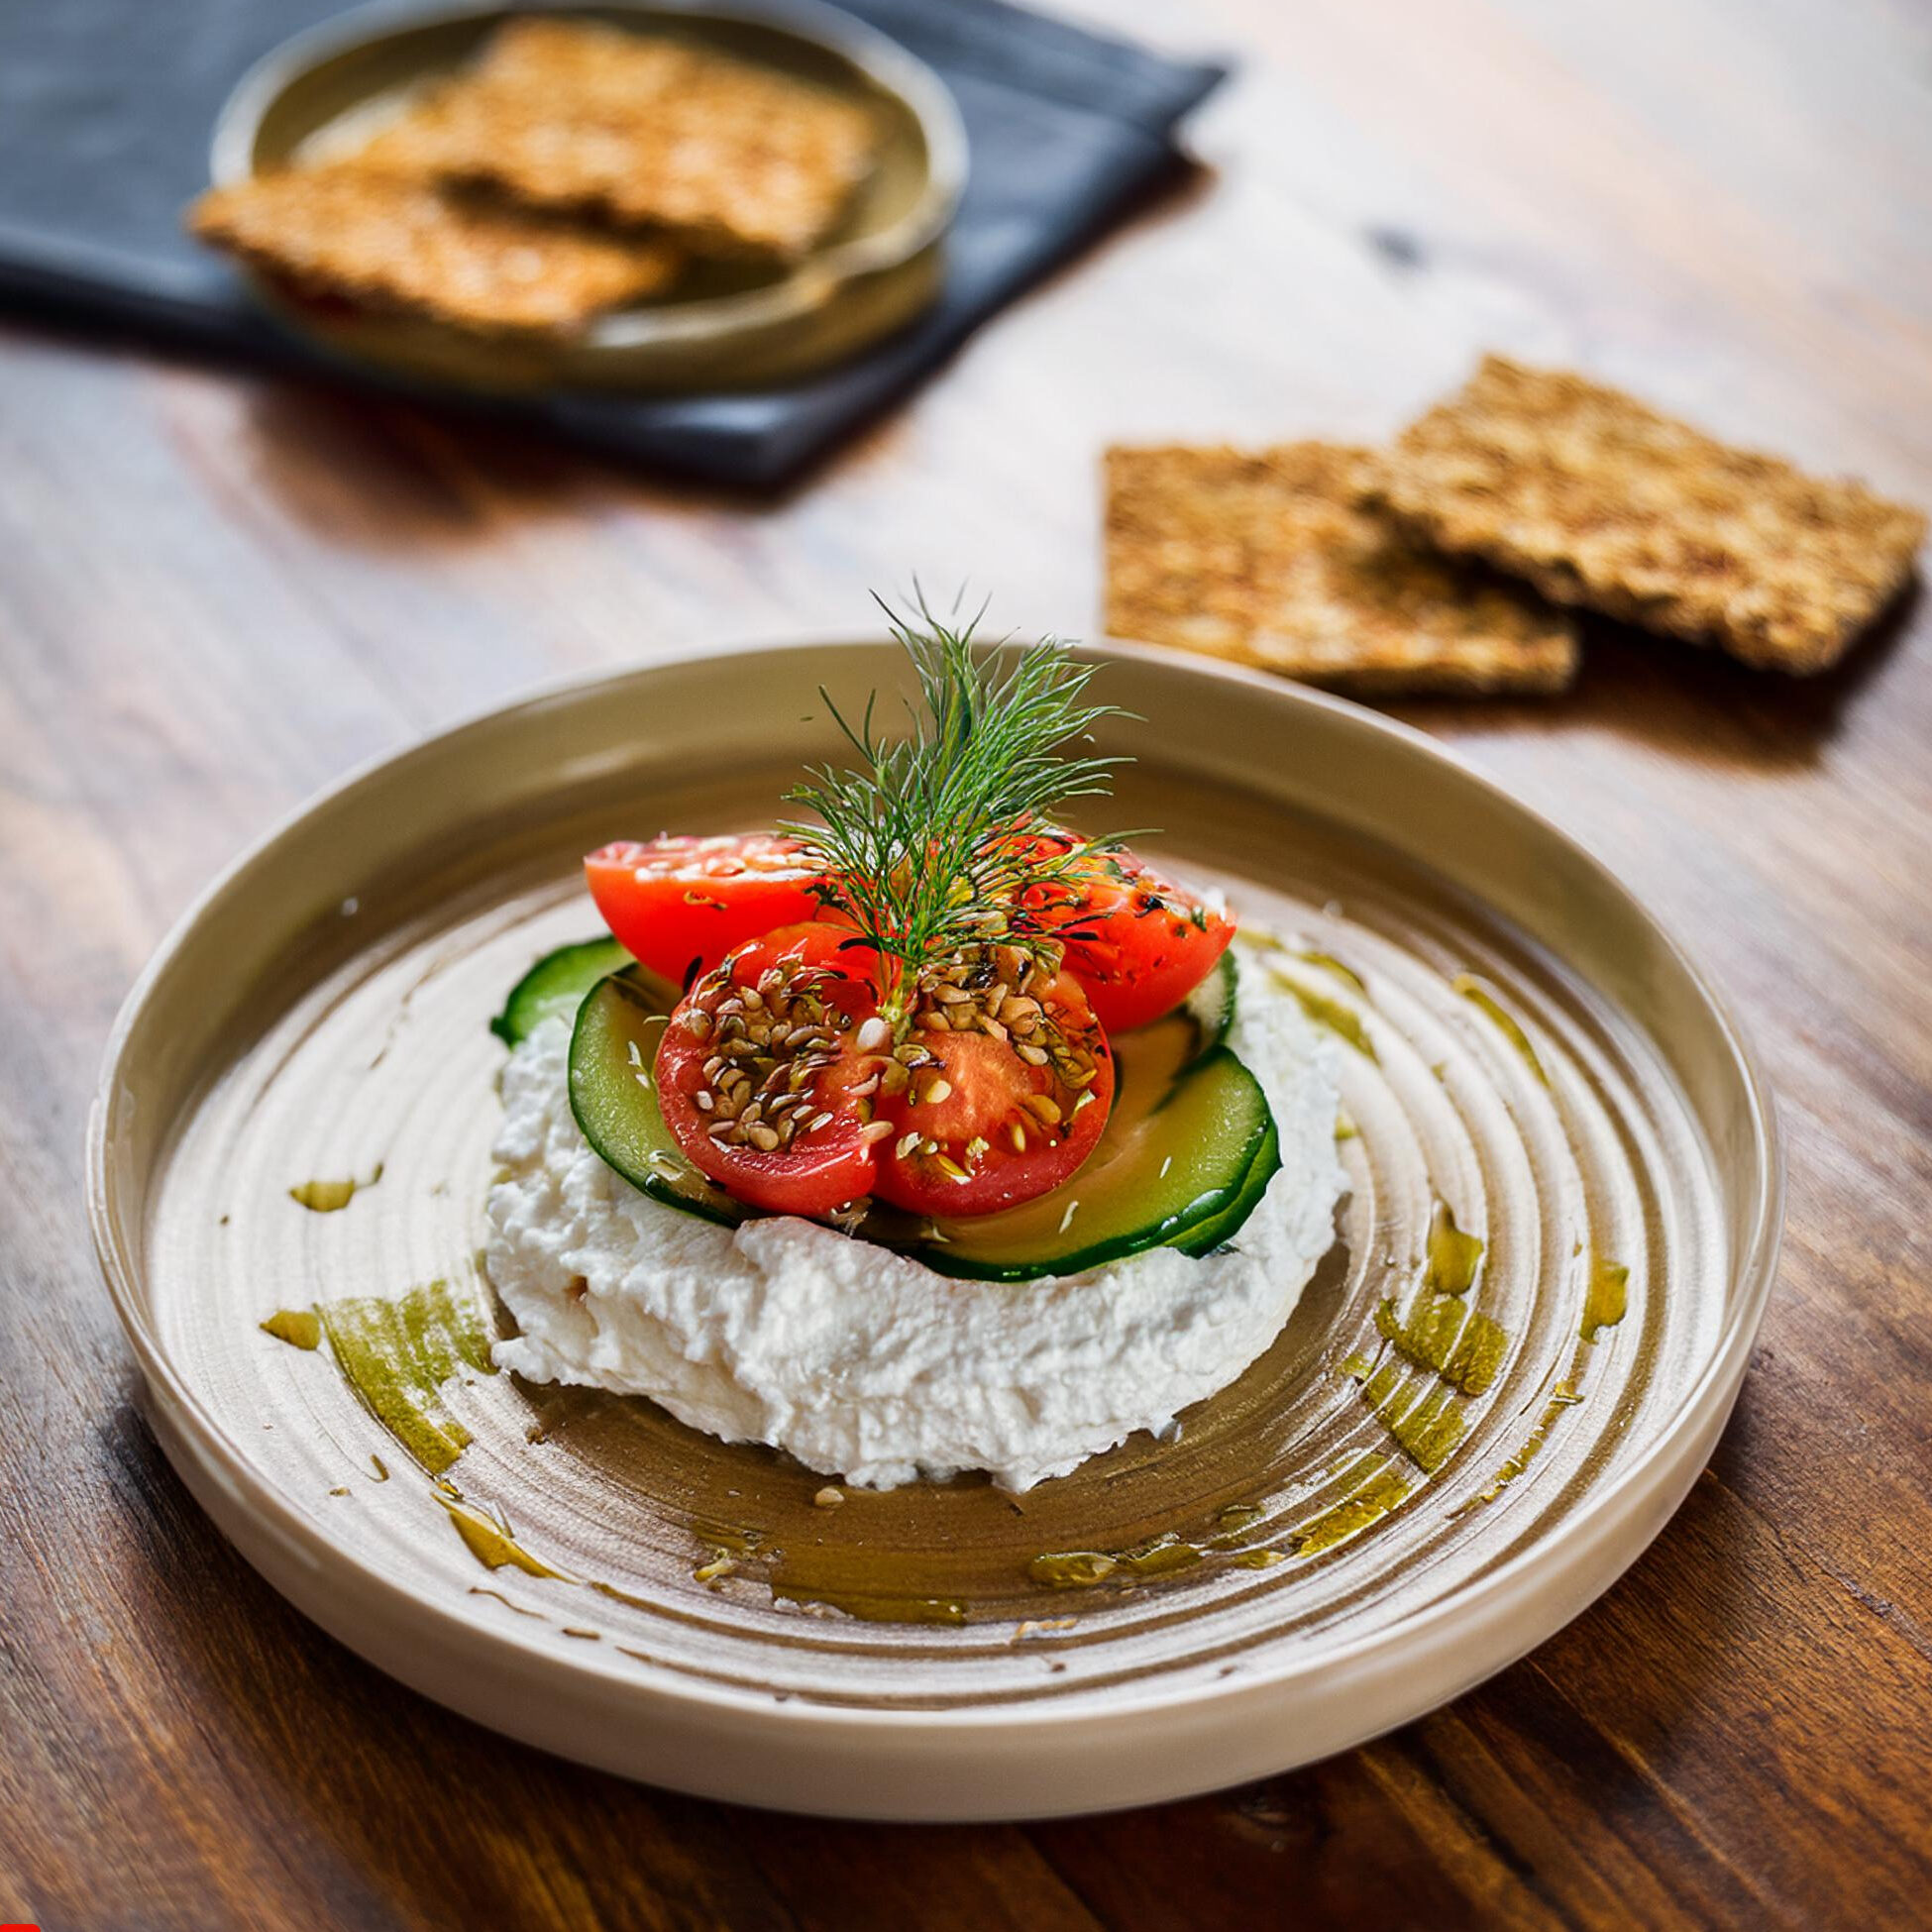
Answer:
(4, 0, 1929, 1924)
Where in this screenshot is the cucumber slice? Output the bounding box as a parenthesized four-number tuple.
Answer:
(568, 966, 751, 1229)
(1172, 1112, 1281, 1256)
(562, 965, 1279, 1281)
(1182, 949, 1238, 1063)
(889, 1045, 1275, 1281)
(491, 935, 633, 1047)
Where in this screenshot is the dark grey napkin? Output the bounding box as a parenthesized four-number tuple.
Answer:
(0, 0, 1225, 484)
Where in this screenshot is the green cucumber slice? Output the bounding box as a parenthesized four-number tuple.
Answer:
(1182, 949, 1238, 1062)
(1173, 1111, 1282, 1256)
(491, 935, 633, 1047)
(560, 965, 1279, 1281)
(567, 965, 751, 1229)
(890, 1044, 1275, 1281)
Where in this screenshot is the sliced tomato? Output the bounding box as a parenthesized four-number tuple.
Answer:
(872, 961, 1114, 1218)
(654, 924, 882, 1219)
(1011, 831, 1234, 1032)
(654, 929, 1114, 1222)
(586, 834, 824, 987)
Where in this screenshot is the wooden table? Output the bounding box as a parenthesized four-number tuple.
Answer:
(5, 0, 1929, 1923)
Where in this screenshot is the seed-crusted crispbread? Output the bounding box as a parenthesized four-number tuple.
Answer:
(1104, 444, 1579, 696)
(358, 18, 878, 261)
(189, 163, 684, 335)
(1361, 356, 1927, 674)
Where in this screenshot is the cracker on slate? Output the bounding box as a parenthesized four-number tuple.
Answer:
(1361, 356, 1927, 675)
(1104, 444, 1579, 696)
(189, 163, 685, 335)
(358, 18, 878, 261)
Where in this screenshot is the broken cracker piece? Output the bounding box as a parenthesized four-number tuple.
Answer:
(358, 18, 878, 261)
(1362, 355, 1926, 675)
(1104, 443, 1579, 696)
(189, 162, 684, 335)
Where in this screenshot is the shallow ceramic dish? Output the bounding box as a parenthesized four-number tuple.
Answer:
(88, 639, 1780, 1820)
(208, 0, 967, 391)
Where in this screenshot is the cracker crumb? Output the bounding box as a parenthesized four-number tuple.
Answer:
(813, 1485, 845, 1508)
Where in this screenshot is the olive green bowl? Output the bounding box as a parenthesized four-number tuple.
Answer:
(87, 639, 1781, 1819)
(207, 0, 967, 392)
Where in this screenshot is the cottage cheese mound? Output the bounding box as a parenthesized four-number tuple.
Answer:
(484, 957, 1343, 1490)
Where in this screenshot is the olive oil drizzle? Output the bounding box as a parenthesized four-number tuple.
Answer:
(1268, 968, 1379, 1062)
(442, 1498, 561, 1578)
(773, 1584, 968, 1626)
(1473, 1246, 1629, 1502)
(1293, 1453, 1412, 1556)
(1374, 1294, 1508, 1395)
(1425, 1199, 1485, 1296)
(271, 1277, 496, 1475)
(1450, 974, 1551, 1087)
(1582, 1254, 1630, 1342)
(260, 1308, 321, 1350)
(1028, 1532, 1211, 1590)
(288, 1163, 384, 1212)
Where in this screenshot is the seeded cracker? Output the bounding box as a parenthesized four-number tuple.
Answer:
(189, 164, 684, 334)
(1362, 356, 1927, 674)
(1104, 444, 1578, 696)
(358, 18, 879, 261)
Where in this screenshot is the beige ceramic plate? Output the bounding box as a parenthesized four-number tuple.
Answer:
(209, 0, 967, 391)
(88, 640, 1780, 1820)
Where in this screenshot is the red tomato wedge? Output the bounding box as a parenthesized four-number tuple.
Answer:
(1011, 831, 1234, 1032)
(872, 962, 1114, 1218)
(653, 929, 1114, 1220)
(654, 925, 883, 1219)
(586, 834, 824, 987)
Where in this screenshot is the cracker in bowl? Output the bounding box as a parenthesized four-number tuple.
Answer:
(1361, 356, 1926, 675)
(358, 18, 879, 262)
(1104, 443, 1579, 696)
(189, 162, 685, 335)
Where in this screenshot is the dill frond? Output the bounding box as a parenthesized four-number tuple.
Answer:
(781, 592, 1129, 1014)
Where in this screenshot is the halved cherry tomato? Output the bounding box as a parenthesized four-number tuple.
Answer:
(654, 929, 1114, 1221)
(1011, 831, 1234, 1032)
(873, 961, 1114, 1218)
(586, 834, 823, 987)
(654, 925, 882, 1219)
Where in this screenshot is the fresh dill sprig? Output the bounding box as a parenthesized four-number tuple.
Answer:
(781, 592, 1128, 1016)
